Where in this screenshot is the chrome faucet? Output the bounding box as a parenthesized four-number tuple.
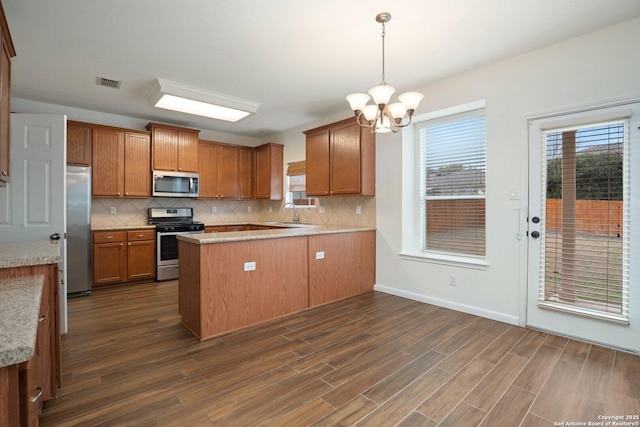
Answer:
(282, 202, 299, 224)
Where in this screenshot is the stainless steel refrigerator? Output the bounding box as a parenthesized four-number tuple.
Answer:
(66, 165, 92, 296)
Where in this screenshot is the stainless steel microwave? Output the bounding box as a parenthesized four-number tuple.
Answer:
(152, 170, 199, 198)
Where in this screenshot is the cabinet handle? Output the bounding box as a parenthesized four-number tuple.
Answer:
(106, 236, 113, 239)
(138, 234, 144, 238)
(128, 243, 131, 246)
(1, 171, 7, 176)
(117, 192, 121, 196)
(30, 387, 43, 403)
(39, 315, 46, 322)
(120, 243, 124, 246)
(125, 192, 129, 196)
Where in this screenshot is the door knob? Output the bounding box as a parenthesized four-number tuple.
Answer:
(531, 231, 540, 238)
(50, 233, 61, 241)
(531, 216, 540, 224)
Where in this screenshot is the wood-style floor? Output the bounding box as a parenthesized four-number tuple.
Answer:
(41, 281, 639, 426)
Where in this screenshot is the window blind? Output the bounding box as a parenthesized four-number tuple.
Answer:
(286, 161, 315, 206)
(417, 109, 486, 256)
(539, 119, 630, 323)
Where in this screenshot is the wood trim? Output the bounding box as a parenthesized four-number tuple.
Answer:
(0, 2, 16, 57)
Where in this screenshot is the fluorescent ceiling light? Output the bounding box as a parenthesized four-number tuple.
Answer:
(146, 78, 260, 122)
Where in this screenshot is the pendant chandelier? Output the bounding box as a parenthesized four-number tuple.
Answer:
(346, 12, 424, 134)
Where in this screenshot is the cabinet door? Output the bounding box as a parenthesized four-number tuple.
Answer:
(198, 142, 219, 198)
(93, 232, 127, 284)
(92, 128, 124, 197)
(67, 122, 92, 166)
(218, 144, 239, 199)
(177, 130, 199, 172)
(152, 127, 177, 171)
(0, 38, 10, 184)
(329, 121, 361, 195)
(305, 129, 330, 196)
(255, 144, 283, 200)
(238, 147, 254, 199)
(127, 240, 155, 281)
(123, 132, 151, 197)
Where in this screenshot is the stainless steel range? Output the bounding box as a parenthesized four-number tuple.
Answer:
(148, 207, 205, 281)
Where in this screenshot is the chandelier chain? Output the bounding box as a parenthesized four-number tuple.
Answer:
(380, 21, 386, 84)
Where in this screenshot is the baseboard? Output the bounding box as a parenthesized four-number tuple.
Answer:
(373, 284, 521, 326)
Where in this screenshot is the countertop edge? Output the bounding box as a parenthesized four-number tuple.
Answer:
(0, 240, 62, 269)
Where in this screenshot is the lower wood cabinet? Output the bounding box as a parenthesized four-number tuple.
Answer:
(93, 229, 155, 285)
(0, 264, 61, 426)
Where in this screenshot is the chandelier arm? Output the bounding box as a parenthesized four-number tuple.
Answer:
(355, 112, 374, 129)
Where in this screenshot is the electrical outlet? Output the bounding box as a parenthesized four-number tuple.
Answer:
(247, 206, 252, 213)
(244, 261, 256, 271)
(356, 205, 362, 214)
(212, 206, 217, 213)
(110, 206, 116, 214)
(449, 274, 457, 286)
(315, 251, 325, 260)
(319, 206, 325, 214)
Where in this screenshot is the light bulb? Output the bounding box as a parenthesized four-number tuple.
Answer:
(346, 93, 371, 112)
(368, 84, 395, 106)
(398, 92, 424, 111)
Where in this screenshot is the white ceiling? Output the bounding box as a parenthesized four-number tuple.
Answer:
(4, 0, 640, 138)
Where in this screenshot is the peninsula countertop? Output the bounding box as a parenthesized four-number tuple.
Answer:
(177, 224, 376, 245)
(0, 275, 44, 367)
(0, 240, 62, 269)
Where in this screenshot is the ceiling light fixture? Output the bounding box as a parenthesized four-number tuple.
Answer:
(346, 12, 424, 134)
(146, 78, 260, 122)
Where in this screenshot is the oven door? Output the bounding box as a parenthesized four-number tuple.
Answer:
(156, 230, 203, 267)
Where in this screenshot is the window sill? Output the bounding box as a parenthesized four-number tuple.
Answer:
(399, 251, 490, 270)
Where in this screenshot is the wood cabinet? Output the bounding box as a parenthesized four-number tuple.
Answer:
(0, 263, 61, 425)
(92, 231, 127, 285)
(304, 117, 375, 196)
(67, 121, 92, 166)
(126, 230, 155, 281)
(93, 229, 155, 285)
(0, 3, 16, 186)
(255, 143, 283, 200)
(92, 126, 151, 198)
(308, 231, 376, 306)
(238, 147, 254, 199)
(146, 122, 199, 173)
(198, 141, 252, 200)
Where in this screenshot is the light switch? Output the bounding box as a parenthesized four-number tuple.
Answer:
(356, 205, 362, 214)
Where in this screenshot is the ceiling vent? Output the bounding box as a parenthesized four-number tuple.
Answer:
(96, 76, 121, 89)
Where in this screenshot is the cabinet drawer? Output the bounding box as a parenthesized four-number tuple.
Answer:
(93, 231, 125, 243)
(127, 229, 155, 241)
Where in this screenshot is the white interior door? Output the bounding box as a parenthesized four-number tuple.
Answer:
(526, 103, 639, 353)
(0, 113, 68, 333)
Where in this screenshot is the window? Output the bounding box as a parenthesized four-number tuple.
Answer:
(285, 161, 316, 207)
(417, 108, 486, 257)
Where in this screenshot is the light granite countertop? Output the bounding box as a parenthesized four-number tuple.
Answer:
(0, 240, 62, 269)
(0, 275, 44, 367)
(177, 224, 376, 245)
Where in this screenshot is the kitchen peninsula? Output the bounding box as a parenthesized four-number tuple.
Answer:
(177, 225, 375, 341)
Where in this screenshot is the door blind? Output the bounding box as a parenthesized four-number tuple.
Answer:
(539, 119, 630, 323)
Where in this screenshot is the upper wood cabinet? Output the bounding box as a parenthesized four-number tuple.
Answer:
(67, 121, 92, 166)
(146, 122, 199, 172)
(238, 147, 254, 200)
(255, 143, 283, 200)
(304, 118, 375, 196)
(92, 126, 151, 198)
(0, 3, 16, 186)
(198, 140, 240, 200)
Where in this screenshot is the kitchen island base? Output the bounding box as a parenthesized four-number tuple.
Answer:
(178, 229, 375, 341)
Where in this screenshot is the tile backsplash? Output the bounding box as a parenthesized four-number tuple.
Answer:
(91, 196, 375, 228)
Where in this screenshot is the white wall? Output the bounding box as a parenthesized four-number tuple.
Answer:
(375, 17, 640, 325)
